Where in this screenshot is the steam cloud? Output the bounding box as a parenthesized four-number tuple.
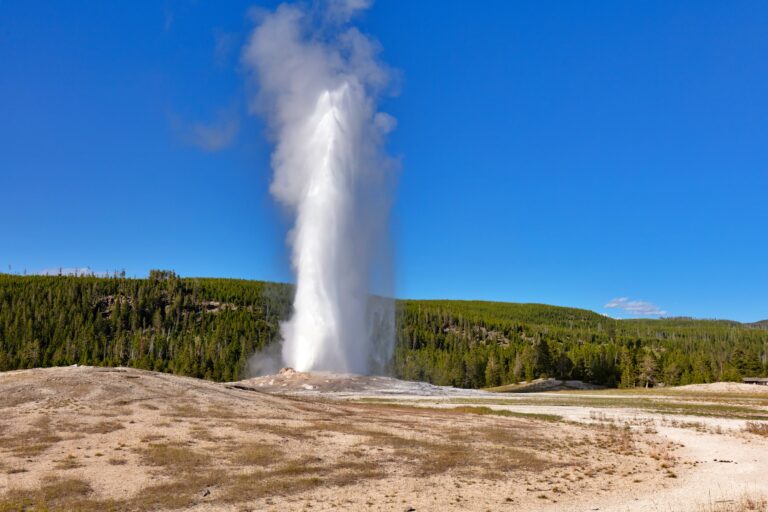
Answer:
(243, 0, 396, 374)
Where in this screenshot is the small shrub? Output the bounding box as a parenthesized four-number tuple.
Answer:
(744, 422, 768, 437)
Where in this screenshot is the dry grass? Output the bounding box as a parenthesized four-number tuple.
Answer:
(218, 456, 386, 503)
(696, 494, 768, 511)
(449, 405, 562, 422)
(138, 443, 209, 471)
(0, 476, 102, 512)
(228, 442, 283, 466)
(416, 443, 473, 476)
(54, 454, 82, 470)
(240, 420, 316, 440)
(126, 469, 228, 510)
(745, 422, 768, 437)
(1, 417, 63, 457)
(166, 403, 205, 418)
(205, 405, 240, 419)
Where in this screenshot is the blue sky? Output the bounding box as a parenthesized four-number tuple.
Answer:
(1, 1, 766, 321)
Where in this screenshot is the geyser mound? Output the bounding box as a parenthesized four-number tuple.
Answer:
(244, 1, 397, 374)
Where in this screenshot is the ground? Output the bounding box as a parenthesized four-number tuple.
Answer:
(0, 367, 767, 511)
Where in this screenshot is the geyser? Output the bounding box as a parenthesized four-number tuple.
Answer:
(243, 0, 396, 374)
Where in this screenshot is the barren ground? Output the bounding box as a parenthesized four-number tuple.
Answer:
(1, 367, 767, 511)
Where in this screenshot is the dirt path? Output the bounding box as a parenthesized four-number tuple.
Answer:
(574, 425, 768, 512)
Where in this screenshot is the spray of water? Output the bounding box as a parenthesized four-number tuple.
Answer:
(243, 0, 396, 374)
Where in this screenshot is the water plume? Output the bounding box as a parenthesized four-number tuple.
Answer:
(243, 0, 396, 374)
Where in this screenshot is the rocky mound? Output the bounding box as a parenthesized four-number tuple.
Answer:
(232, 367, 488, 397)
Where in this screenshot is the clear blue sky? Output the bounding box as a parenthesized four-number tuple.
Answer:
(1, 1, 766, 321)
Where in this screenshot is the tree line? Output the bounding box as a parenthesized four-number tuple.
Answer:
(0, 273, 766, 387)
(394, 300, 768, 388)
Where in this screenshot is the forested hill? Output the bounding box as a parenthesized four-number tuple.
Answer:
(1, 273, 766, 388)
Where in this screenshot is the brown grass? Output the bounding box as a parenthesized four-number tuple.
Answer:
(167, 403, 204, 418)
(218, 456, 386, 503)
(127, 469, 228, 510)
(745, 422, 768, 437)
(0, 476, 102, 512)
(79, 420, 125, 434)
(138, 443, 209, 471)
(228, 442, 283, 466)
(697, 494, 768, 511)
(54, 454, 82, 470)
(1, 417, 63, 457)
(449, 405, 562, 422)
(240, 420, 316, 440)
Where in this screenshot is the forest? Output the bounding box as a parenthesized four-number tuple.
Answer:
(0, 272, 766, 388)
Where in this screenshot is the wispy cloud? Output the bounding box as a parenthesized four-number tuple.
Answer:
(213, 29, 238, 67)
(170, 109, 240, 152)
(163, 4, 174, 32)
(604, 297, 667, 317)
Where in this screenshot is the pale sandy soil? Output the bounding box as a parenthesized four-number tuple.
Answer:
(675, 382, 768, 394)
(1, 367, 766, 511)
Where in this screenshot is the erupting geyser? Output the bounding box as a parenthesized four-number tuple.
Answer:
(244, 0, 396, 374)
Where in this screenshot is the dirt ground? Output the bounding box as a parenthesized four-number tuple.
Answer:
(1, 367, 767, 511)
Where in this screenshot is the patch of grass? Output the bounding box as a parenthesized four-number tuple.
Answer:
(54, 454, 82, 470)
(128, 469, 228, 511)
(418, 443, 473, 476)
(449, 406, 561, 422)
(166, 403, 204, 418)
(140, 433, 166, 443)
(2, 417, 63, 457)
(241, 420, 316, 440)
(219, 456, 386, 503)
(97, 407, 132, 417)
(442, 396, 768, 421)
(0, 476, 105, 512)
(205, 405, 240, 419)
(188, 424, 218, 442)
(352, 400, 564, 424)
(487, 446, 551, 475)
(696, 494, 768, 512)
(69, 420, 125, 435)
(744, 422, 768, 437)
(229, 442, 283, 466)
(138, 443, 209, 471)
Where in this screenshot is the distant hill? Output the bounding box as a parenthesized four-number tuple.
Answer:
(399, 299, 609, 330)
(0, 273, 766, 388)
(748, 320, 768, 330)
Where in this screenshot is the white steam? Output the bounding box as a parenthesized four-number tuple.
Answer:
(243, 1, 396, 374)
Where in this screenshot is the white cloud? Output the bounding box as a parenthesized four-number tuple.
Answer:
(604, 297, 667, 317)
(326, 0, 373, 23)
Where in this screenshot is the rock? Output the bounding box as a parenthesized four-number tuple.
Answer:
(202, 489, 211, 497)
